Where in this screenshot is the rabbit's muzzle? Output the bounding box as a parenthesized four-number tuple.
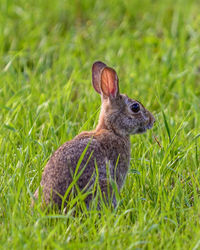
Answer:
(146, 113, 155, 129)
(137, 113, 155, 134)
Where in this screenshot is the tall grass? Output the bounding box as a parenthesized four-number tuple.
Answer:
(0, 0, 200, 249)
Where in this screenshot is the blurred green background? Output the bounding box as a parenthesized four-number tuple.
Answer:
(0, 0, 200, 249)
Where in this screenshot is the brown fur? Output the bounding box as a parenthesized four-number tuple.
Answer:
(33, 61, 155, 208)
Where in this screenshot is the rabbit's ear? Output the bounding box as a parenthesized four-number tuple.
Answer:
(92, 61, 107, 94)
(100, 67, 119, 98)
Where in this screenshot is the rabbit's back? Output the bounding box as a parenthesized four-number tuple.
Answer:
(39, 136, 103, 206)
(36, 132, 130, 207)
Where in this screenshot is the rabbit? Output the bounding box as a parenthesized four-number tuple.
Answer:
(33, 61, 155, 209)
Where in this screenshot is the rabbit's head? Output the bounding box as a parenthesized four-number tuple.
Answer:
(92, 61, 155, 136)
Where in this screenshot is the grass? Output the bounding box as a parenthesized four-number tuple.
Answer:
(0, 0, 200, 249)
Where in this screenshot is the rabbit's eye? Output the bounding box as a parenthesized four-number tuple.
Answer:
(130, 103, 140, 113)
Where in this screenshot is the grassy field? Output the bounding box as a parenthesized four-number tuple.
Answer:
(0, 0, 200, 249)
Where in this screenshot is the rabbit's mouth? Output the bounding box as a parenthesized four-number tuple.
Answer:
(137, 127, 147, 134)
(146, 122, 154, 130)
(136, 118, 155, 134)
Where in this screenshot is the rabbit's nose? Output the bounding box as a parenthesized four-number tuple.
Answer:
(147, 113, 155, 129)
(149, 112, 155, 123)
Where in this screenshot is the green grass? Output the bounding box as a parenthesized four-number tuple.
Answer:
(0, 0, 200, 249)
